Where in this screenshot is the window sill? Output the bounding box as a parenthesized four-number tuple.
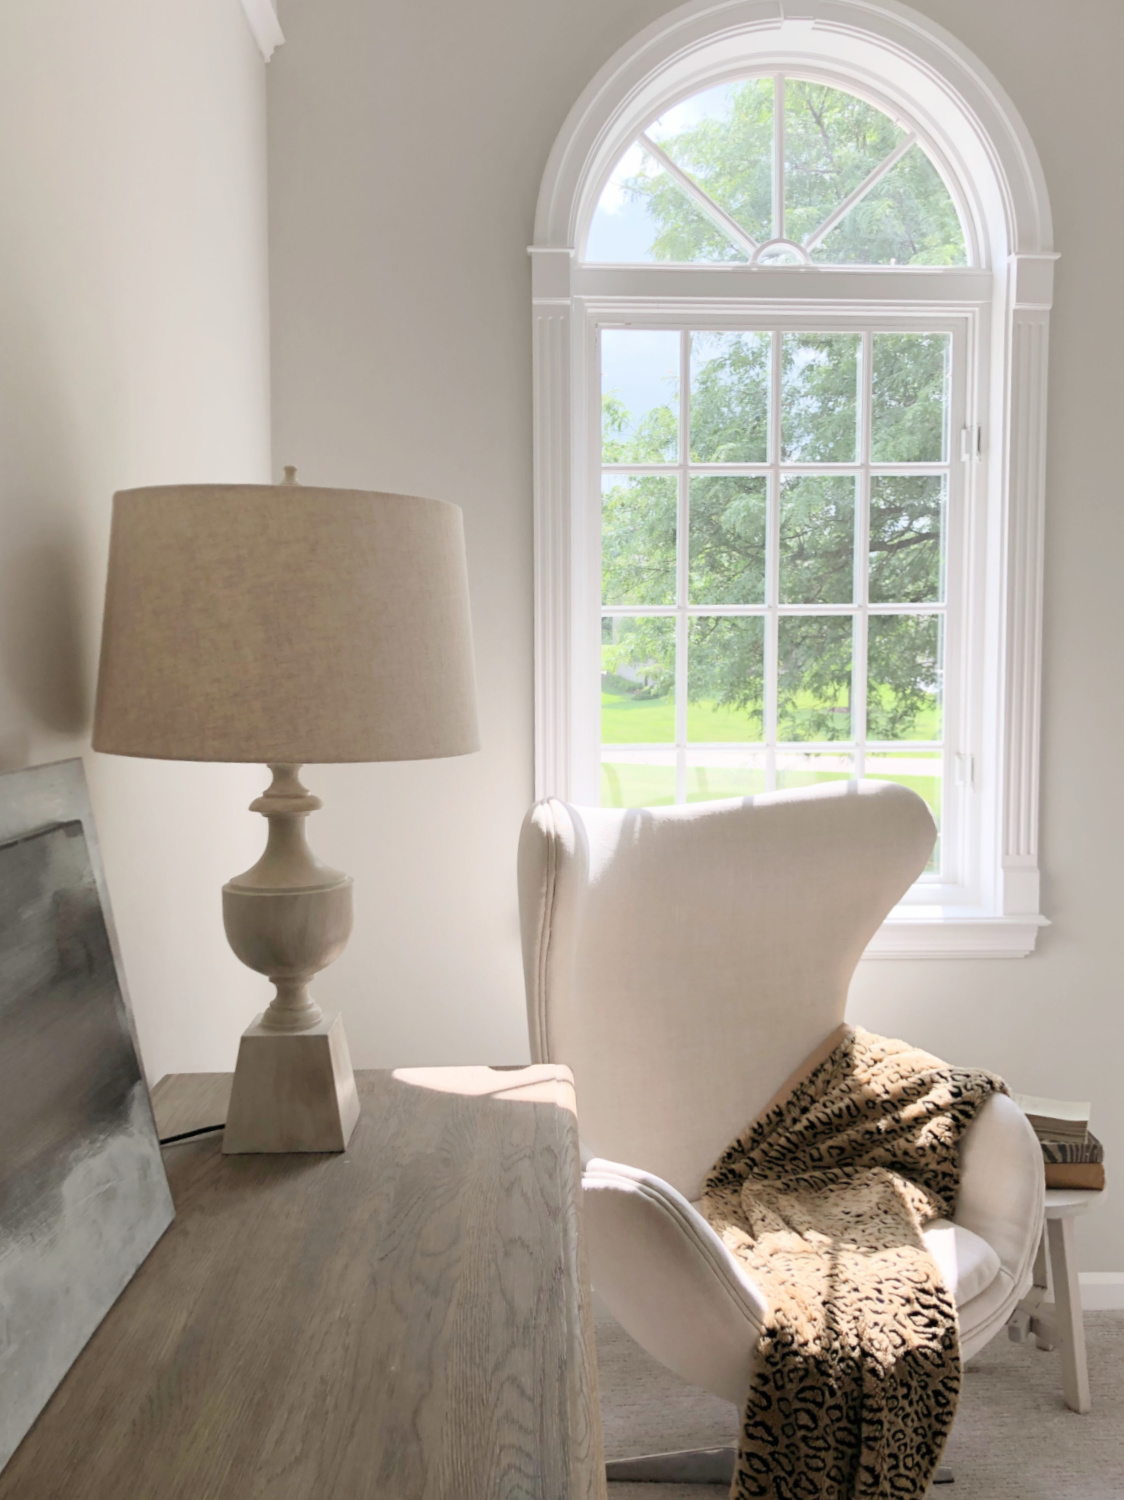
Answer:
(862, 911, 1049, 960)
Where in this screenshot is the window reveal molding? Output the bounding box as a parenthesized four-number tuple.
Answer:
(530, 0, 1054, 958)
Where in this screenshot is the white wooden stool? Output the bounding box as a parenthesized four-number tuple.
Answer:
(1008, 1187, 1104, 1413)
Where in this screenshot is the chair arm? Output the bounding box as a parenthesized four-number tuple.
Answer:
(953, 1092, 1045, 1291)
(583, 1158, 766, 1406)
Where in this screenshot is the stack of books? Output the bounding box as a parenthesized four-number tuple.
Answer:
(1011, 1094, 1105, 1190)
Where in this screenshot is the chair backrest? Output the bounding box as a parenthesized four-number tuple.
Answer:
(518, 781, 935, 1200)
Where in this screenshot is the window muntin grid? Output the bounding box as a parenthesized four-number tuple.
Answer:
(599, 325, 951, 871)
(585, 75, 968, 268)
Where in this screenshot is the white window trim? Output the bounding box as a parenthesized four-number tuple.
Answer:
(530, 0, 1054, 959)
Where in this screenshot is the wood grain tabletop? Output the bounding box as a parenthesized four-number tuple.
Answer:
(1, 1066, 606, 1500)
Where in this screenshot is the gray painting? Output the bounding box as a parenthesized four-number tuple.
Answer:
(0, 772, 173, 1470)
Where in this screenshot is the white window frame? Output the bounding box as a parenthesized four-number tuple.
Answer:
(589, 310, 970, 904)
(531, 0, 1055, 959)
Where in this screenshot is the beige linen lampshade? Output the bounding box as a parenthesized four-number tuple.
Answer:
(93, 484, 479, 763)
(92, 481, 479, 1156)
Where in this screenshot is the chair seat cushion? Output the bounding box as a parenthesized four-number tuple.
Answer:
(922, 1218, 1002, 1305)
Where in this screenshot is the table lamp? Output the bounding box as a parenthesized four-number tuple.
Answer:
(92, 474, 479, 1154)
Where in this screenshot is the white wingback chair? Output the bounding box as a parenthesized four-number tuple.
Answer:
(517, 782, 1044, 1414)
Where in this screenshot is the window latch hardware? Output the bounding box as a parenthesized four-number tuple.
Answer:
(959, 425, 982, 461)
(954, 752, 975, 789)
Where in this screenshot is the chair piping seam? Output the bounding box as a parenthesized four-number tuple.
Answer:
(584, 1168, 766, 1328)
(534, 800, 558, 1064)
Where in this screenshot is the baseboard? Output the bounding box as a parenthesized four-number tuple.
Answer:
(1080, 1273, 1124, 1310)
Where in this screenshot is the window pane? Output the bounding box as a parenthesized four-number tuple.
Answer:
(776, 751, 854, 791)
(602, 329, 679, 462)
(687, 617, 764, 741)
(689, 476, 766, 605)
(871, 334, 949, 462)
(865, 750, 942, 871)
(690, 331, 770, 462)
(587, 81, 967, 268)
(645, 79, 775, 248)
(810, 144, 966, 266)
(778, 616, 853, 741)
(784, 80, 905, 247)
(602, 616, 676, 743)
(779, 475, 856, 604)
(869, 476, 945, 604)
(586, 144, 744, 263)
(602, 475, 677, 606)
(781, 333, 860, 462)
(686, 750, 767, 802)
(601, 751, 677, 808)
(867, 614, 942, 741)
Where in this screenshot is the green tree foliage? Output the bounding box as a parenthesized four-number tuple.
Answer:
(780, 476, 855, 604)
(785, 82, 965, 266)
(602, 334, 946, 741)
(868, 615, 941, 740)
(778, 617, 853, 740)
(690, 331, 769, 461)
(601, 396, 677, 608)
(870, 476, 943, 604)
(689, 476, 766, 604)
(632, 78, 965, 266)
(601, 77, 955, 746)
(644, 77, 774, 256)
(689, 616, 764, 737)
(871, 335, 948, 460)
(781, 333, 860, 460)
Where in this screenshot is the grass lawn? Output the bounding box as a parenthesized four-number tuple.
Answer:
(600, 680, 943, 827)
(600, 690, 764, 742)
(601, 684, 940, 744)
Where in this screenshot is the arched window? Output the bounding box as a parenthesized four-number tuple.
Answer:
(531, 0, 1054, 957)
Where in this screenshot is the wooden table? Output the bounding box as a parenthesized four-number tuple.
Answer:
(1, 1066, 606, 1500)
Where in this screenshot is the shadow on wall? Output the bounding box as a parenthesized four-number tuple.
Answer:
(0, 278, 95, 773)
(0, 733, 33, 776)
(0, 537, 91, 755)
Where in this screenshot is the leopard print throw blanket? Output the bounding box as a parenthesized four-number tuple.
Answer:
(702, 1025, 1006, 1500)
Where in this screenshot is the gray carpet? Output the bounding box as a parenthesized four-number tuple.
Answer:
(596, 1304, 1124, 1498)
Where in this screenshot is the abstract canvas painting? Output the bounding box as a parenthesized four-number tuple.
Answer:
(0, 759, 173, 1471)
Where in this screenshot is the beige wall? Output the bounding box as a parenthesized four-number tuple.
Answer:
(0, 0, 272, 1079)
(267, 0, 1123, 1273)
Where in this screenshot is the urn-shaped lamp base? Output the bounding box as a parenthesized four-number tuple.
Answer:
(221, 765, 360, 1153)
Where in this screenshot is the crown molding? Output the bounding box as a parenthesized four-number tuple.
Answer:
(239, 0, 284, 62)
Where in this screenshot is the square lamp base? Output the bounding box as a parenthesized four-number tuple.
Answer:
(222, 1010, 360, 1154)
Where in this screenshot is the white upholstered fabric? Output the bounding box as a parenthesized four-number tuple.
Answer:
(517, 784, 1045, 1405)
(519, 783, 937, 1201)
(921, 1220, 1001, 1307)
